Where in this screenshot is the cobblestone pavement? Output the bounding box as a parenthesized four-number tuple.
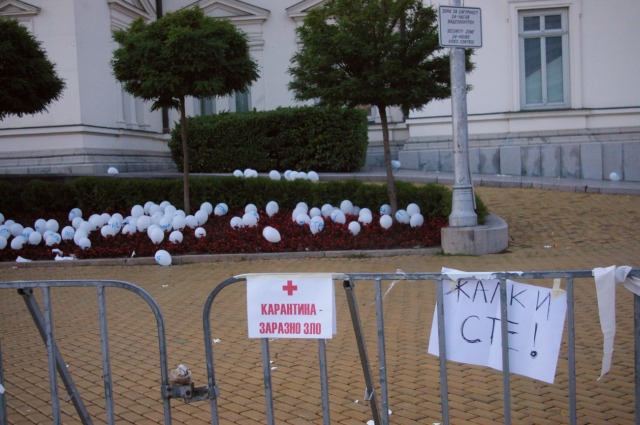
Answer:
(0, 185, 639, 424)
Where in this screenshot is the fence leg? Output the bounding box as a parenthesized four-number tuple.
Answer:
(498, 278, 512, 425)
(374, 279, 390, 424)
(318, 339, 331, 425)
(18, 289, 93, 425)
(97, 287, 115, 425)
(261, 338, 276, 425)
(0, 338, 7, 425)
(343, 279, 382, 425)
(436, 279, 450, 425)
(635, 294, 640, 425)
(566, 278, 577, 425)
(42, 287, 61, 425)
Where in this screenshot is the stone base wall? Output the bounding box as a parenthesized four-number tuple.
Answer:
(0, 148, 176, 175)
(393, 127, 640, 182)
(0, 126, 176, 175)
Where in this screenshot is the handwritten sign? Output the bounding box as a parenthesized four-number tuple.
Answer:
(247, 274, 336, 339)
(428, 269, 566, 383)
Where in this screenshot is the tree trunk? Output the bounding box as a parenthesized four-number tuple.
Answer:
(179, 96, 191, 215)
(377, 104, 398, 215)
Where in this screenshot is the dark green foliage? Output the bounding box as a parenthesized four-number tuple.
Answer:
(111, 6, 259, 213)
(0, 180, 23, 216)
(21, 180, 73, 213)
(111, 7, 258, 111)
(397, 181, 451, 220)
(474, 193, 488, 225)
(0, 18, 65, 120)
(289, 0, 465, 111)
(288, 0, 474, 212)
(0, 176, 488, 223)
(68, 177, 181, 213)
(169, 107, 368, 172)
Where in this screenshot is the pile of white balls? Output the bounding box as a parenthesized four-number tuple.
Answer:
(0, 213, 67, 251)
(220, 199, 425, 247)
(0, 200, 227, 257)
(0, 196, 426, 266)
(232, 169, 320, 182)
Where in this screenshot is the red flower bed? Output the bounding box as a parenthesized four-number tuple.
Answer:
(0, 209, 447, 263)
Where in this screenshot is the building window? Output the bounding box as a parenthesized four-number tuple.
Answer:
(198, 97, 216, 116)
(234, 89, 251, 113)
(519, 9, 569, 109)
(360, 105, 377, 123)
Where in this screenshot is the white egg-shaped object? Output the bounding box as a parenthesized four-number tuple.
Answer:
(11, 236, 27, 250)
(194, 227, 207, 238)
(407, 203, 421, 217)
(340, 200, 354, 215)
(410, 213, 425, 228)
(214, 203, 228, 216)
(330, 209, 346, 224)
(230, 217, 243, 229)
(169, 230, 183, 244)
(242, 212, 258, 227)
(380, 215, 393, 229)
(149, 228, 164, 244)
(28, 231, 43, 245)
(296, 213, 311, 226)
(61, 226, 75, 240)
(269, 170, 281, 180)
(266, 201, 279, 217)
(395, 209, 410, 224)
(262, 226, 281, 243)
(78, 237, 91, 250)
(320, 204, 333, 218)
(155, 250, 172, 266)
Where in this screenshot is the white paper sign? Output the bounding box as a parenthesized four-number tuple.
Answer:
(247, 274, 336, 339)
(428, 269, 567, 383)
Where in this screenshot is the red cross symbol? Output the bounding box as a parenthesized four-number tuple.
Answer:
(282, 280, 298, 296)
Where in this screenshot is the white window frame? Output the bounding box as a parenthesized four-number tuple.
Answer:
(518, 8, 570, 110)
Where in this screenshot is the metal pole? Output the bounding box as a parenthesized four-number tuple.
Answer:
(635, 294, 640, 425)
(448, 0, 477, 227)
(97, 287, 115, 425)
(318, 339, 331, 425)
(18, 289, 94, 424)
(566, 278, 577, 425)
(0, 338, 7, 425)
(343, 279, 382, 424)
(499, 278, 512, 425)
(374, 279, 389, 424)
(202, 277, 246, 424)
(436, 279, 450, 425)
(261, 338, 275, 425)
(42, 287, 62, 425)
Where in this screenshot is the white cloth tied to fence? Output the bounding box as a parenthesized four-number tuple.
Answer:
(593, 265, 640, 380)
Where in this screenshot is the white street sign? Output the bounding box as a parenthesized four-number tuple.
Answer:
(439, 6, 482, 48)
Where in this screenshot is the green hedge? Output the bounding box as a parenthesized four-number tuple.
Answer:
(169, 106, 369, 173)
(0, 180, 22, 215)
(0, 176, 488, 224)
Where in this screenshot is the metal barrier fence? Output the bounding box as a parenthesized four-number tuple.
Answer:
(1, 270, 639, 424)
(0, 280, 172, 425)
(202, 270, 640, 425)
